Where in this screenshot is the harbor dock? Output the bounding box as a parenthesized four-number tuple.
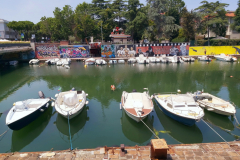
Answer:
(1, 141, 240, 160)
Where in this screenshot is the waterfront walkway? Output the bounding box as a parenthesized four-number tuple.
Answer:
(1, 141, 240, 160)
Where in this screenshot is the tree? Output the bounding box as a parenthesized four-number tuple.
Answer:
(53, 5, 74, 40)
(195, 1, 229, 37)
(181, 7, 195, 41)
(125, 0, 148, 42)
(7, 21, 21, 39)
(7, 21, 34, 40)
(231, 0, 240, 32)
(74, 2, 100, 42)
(147, 0, 180, 40)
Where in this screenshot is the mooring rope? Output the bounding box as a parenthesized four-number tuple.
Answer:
(234, 114, 240, 129)
(0, 128, 9, 137)
(140, 119, 160, 139)
(202, 119, 240, 157)
(67, 113, 73, 150)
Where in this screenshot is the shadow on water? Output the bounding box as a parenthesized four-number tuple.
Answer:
(154, 104, 203, 144)
(121, 110, 154, 144)
(203, 110, 234, 131)
(11, 106, 53, 152)
(55, 107, 89, 137)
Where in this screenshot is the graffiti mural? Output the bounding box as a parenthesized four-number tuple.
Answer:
(35, 44, 60, 59)
(101, 45, 115, 58)
(115, 45, 135, 57)
(60, 45, 90, 58)
(189, 46, 240, 56)
(135, 43, 189, 56)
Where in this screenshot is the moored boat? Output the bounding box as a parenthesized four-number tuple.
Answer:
(54, 89, 88, 119)
(192, 91, 236, 116)
(153, 93, 204, 126)
(118, 59, 125, 63)
(95, 59, 106, 65)
(198, 56, 212, 61)
(85, 58, 96, 65)
(128, 58, 136, 63)
(109, 60, 117, 64)
(121, 89, 154, 122)
(6, 91, 50, 130)
(29, 59, 39, 65)
(214, 53, 237, 62)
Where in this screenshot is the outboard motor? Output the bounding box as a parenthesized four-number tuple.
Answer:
(48, 61, 51, 65)
(38, 91, 45, 99)
(144, 60, 146, 64)
(132, 89, 137, 92)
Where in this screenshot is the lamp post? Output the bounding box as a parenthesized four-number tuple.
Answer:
(101, 21, 103, 43)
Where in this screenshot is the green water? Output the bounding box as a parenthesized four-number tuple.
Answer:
(0, 60, 240, 153)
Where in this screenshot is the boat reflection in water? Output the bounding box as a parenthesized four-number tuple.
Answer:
(121, 111, 154, 144)
(56, 107, 89, 138)
(203, 110, 234, 131)
(11, 106, 53, 152)
(154, 105, 203, 144)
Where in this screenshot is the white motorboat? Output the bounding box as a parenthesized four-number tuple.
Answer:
(181, 57, 190, 62)
(149, 57, 156, 63)
(214, 53, 237, 62)
(61, 58, 70, 65)
(109, 60, 117, 64)
(127, 58, 136, 63)
(198, 56, 212, 61)
(192, 91, 236, 116)
(29, 59, 39, 65)
(56, 60, 63, 66)
(85, 58, 96, 65)
(155, 57, 161, 63)
(168, 56, 183, 63)
(65, 65, 70, 69)
(55, 90, 88, 119)
(190, 57, 195, 62)
(96, 59, 106, 65)
(159, 55, 169, 63)
(9, 61, 18, 66)
(121, 89, 154, 122)
(6, 91, 50, 130)
(49, 58, 59, 65)
(153, 93, 204, 126)
(118, 59, 125, 63)
(138, 55, 149, 64)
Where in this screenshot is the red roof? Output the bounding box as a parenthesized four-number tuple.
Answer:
(226, 11, 235, 17)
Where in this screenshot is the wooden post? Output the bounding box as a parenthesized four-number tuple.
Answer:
(151, 139, 169, 159)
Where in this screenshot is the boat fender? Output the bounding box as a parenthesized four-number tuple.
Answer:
(46, 103, 49, 108)
(40, 109, 44, 112)
(120, 103, 122, 109)
(38, 91, 45, 99)
(51, 102, 55, 107)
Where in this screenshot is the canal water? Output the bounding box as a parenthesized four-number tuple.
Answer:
(0, 60, 240, 153)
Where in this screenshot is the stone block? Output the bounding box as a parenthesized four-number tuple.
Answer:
(151, 139, 168, 159)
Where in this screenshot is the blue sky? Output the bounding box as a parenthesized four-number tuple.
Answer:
(0, 0, 238, 24)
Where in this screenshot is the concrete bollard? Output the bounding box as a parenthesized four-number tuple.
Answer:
(151, 139, 169, 159)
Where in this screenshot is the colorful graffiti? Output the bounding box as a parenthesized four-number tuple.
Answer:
(35, 44, 60, 59)
(135, 43, 189, 56)
(101, 45, 115, 58)
(115, 45, 135, 57)
(189, 46, 240, 56)
(60, 45, 90, 58)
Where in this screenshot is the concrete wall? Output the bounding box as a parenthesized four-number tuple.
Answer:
(0, 43, 30, 47)
(35, 43, 60, 59)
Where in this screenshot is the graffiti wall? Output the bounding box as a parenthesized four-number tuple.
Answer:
(35, 44, 60, 59)
(60, 45, 90, 58)
(115, 45, 135, 57)
(135, 43, 189, 57)
(101, 45, 115, 58)
(189, 46, 240, 56)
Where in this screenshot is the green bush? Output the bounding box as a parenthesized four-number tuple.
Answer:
(195, 39, 240, 46)
(171, 37, 186, 43)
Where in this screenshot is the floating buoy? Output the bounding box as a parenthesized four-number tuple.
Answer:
(207, 62, 209, 64)
(111, 85, 116, 91)
(97, 65, 98, 66)
(133, 64, 135, 66)
(230, 76, 233, 78)
(109, 66, 110, 67)
(177, 89, 181, 93)
(84, 65, 87, 68)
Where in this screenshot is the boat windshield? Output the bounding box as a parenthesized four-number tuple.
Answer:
(188, 105, 197, 107)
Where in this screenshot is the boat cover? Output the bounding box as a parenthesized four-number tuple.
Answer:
(63, 92, 78, 107)
(166, 95, 196, 106)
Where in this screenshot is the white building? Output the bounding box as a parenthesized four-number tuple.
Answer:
(225, 11, 240, 39)
(0, 19, 18, 40)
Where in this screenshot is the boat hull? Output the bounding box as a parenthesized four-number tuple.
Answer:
(124, 108, 148, 122)
(154, 99, 197, 126)
(7, 102, 49, 130)
(59, 105, 85, 119)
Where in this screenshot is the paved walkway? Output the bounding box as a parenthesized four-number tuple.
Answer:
(0, 141, 240, 160)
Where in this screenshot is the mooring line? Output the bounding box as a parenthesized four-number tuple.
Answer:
(67, 113, 73, 150)
(202, 119, 240, 157)
(140, 119, 160, 139)
(0, 128, 9, 137)
(234, 114, 240, 129)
